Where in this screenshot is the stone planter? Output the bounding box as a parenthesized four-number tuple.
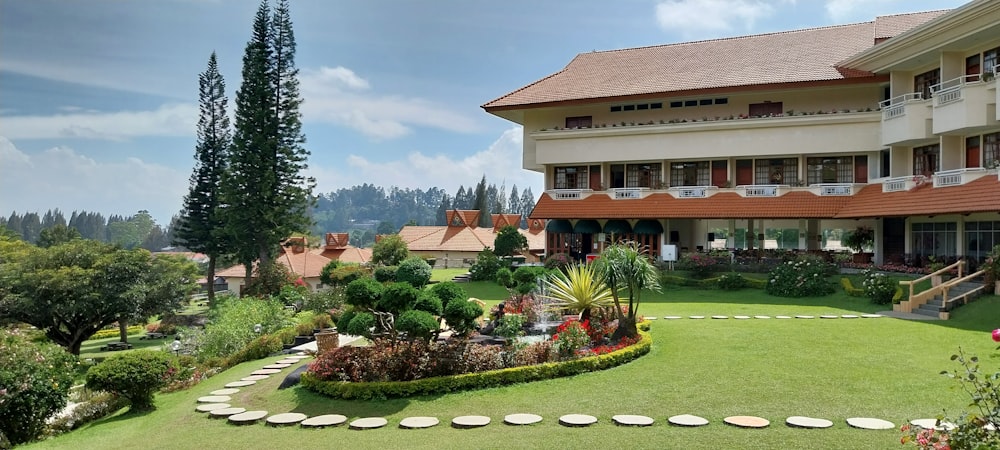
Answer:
(315, 330, 339, 354)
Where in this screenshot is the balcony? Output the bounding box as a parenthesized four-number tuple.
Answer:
(548, 189, 592, 200)
(879, 93, 933, 146)
(930, 75, 996, 135)
(932, 168, 993, 188)
(881, 175, 925, 192)
(667, 185, 718, 199)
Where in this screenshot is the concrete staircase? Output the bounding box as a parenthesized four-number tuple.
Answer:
(913, 278, 987, 317)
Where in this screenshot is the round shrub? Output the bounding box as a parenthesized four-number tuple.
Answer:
(765, 257, 835, 298)
(443, 299, 483, 335)
(344, 312, 376, 338)
(413, 292, 443, 315)
(0, 329, 77, 446)
(862, 268, 898, 305)
(378, 282, 420, 314)
(716, 272, 747, 290)
(371, 234, 409, 266)
(395, 310, 438, 340)
(428, 281, 467, 309)
(495, 267, 515, 289)
(85, 351, 174, 410)
(396, 256, 432, 288)
(344, 277, 383, 309)
(373, 265, 398, 283)
(470, 248, 502, 281)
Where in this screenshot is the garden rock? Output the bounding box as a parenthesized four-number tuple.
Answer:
(279, 364, 310, 389)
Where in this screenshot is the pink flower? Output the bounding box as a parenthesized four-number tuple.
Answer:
(993, 329, 1000, 342)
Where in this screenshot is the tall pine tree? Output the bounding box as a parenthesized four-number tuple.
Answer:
(176, 52, 231, 305)
(224, 0, 314, 280)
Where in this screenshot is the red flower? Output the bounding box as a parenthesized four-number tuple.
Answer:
(992, 328, 1000, 342)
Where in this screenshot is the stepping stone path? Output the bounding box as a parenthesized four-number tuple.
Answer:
(350, 417, 388, 430)
(210, 388, 240, 396)
(645, 317, 657, 320)
(262, 363, 291, 369)
(754, 315, 771, 319)
(228, 410, 268, 425)
(266, 412, 307, 426)
(668, 414, 709, 427)
(795, 315, 814, 319)
(846, 417, 895, 430)
(399, 416, 439, 429)
(612, 415, 654, 427)
(910, 418, 956, 431)
(664, 316, 682, 320)
(251, 369, 282, 375)
(733, 315, 750, 319)
(724, 416, 770, 428)
(504, 413, 543, 426)
(786, 416, 833, 429)
(197, 395, 232, 403)
(275, 359, 298, 365)
(711, 315, 728, 319)
(300, 414, 347, 428)
(690, 315, 705, 319)
(820, 315, 839, 319)
(241, 375, 269, 381)
(452, 415, 491, 429)
(559, 414, 598, 427)
(196, 403, 232, 413)
(861, 314, 883, 318)
(842, 314, 859, 319)
(225, 380, 256, 388)
(209, 407, 246, 418)
(775, 316, 792, 319)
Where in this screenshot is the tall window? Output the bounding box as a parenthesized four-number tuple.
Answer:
(669, 161, 710, 186)
(754, 158, 798, 185)
(984, 47, 1000, 75)
(610, 164, 625, 188)
(914, 69, 940, 99)
(985, 132, 1000, 168)
(966, 54, 981, 80)
(806, 157, 854, 184)
(554, 166, 589, 189)
(966, 221, 1000, 263)
(911, 222, 956, 259)
(564, 116, 592, 129)
(626, 163, 661, 188)
(913, 145, 939, 176)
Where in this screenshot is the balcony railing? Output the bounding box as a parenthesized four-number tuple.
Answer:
(813, 183, 854, 196)
(611, 187, 648, 199)
(741, 185, 779, 197)
(668, 186, 717, 198)
(879, 93, 924, 120)
(930, 75, 982, 107)
(932, 168, 990, 187)
(882, 176, 916, 192)
(549, 189, 590, 200)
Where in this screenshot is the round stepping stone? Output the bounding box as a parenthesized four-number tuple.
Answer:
(644, 316, 657, 320)
(786, 416, 833, 429)
(350, 417, 388, 430)
(689, 315, 705, 319)
(711, 315, 728, 319)
(559, 414, 598, 427)
(504, 413, 542, 426)
(275, 359, 298, 365)
(196, 403, 232, 412)
(295, 352, 307, 356)
(399, 416, 439, 429)
(754, 315, 771, 319)
(300, 414, 347, 428)
(910, 418, 956, 431)
(795, 315, 814, 319)
(612, 414, 654, 427)
(228, 410, 268, 425)
(841, 314, 859, 318)
(225, 380, 256, 388)
(861, 314, 883, 318)
(210, 388, 240, 396)
(724, 416, 770, 428)
(846, 417, 895, 430)
(452, 415, 491, 428)
(241, 375, 270, 381)
(262, 363, 291, 369)
(775, 315, 792, 319)
(251, 369, 282, 375)
(664, 316, 682, 320)
(820, 315, 839, 319)
(209, 407, 246, 418)
(197, 395, 232, 403)
(668, 414, 709, 427)
(266, 412, 307, 426)
(733, 315, 750, 320)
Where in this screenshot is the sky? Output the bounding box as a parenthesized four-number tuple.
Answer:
(0, 0, 967, 226)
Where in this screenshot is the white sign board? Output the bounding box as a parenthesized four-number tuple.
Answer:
(661, 244, 678, 262)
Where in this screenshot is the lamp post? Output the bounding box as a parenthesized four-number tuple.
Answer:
(171, 338, 181, 356)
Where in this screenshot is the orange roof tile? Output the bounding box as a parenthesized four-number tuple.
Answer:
(835, 177, 1000, 218)
(314, 247, 372, 265)
(873, 10, 949, 39)
(216, 250, 332, 280)
(398, 224, 545, 253)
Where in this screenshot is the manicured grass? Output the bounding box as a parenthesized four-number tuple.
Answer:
(78, 333, 171, 361)
(32, 286, 1000, 450)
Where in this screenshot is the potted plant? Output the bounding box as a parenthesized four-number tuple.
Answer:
(926, 255, 947, 286)
(843, 226, 874, 264)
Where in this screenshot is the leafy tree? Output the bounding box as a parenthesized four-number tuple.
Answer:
(0, 329, 77, 446)
(371, 234, 409, 266)
(473, 175, 489, 227)
(174, 51, 231, 306)
(0, 240, 199, 354)
(243, 260, 294, 299)
(435, 194, 451, 226)
(376, 220, 397, 235)
(593, 241, 661, 340)
(493, 225, 527, 263)
(224, 0, 315, 280)
(37, 224, 81, 248)
(469, 247, 501, 281)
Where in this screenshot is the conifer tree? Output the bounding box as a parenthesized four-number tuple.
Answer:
(176, 52, 231, 305)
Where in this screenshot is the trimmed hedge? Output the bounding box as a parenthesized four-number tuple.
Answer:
(841, 277, 865, 297)
(91, 326, 144, 340)
(661, 274, 767, 289)
(302, 329, 652, 400)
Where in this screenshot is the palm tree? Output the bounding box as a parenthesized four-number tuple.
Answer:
(540, 264, 613, 322)
(594, 241, 661, 339)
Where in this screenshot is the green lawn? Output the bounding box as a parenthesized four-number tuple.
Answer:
(35, 282, 1000, 450)
(78, 333, 172, 362)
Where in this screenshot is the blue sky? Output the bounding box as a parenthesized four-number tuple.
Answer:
(0, 0, 965, 225)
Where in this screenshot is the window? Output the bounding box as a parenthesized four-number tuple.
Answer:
(699, 99, 712, 106)
(670, 161, 710, 186)
(650, 103, 663, 109)
(806, 157, 854, 184)
(684, 100, 697, 107)
(610, 105, 622, 112)
(623, 105, 635, 111)
(914, 69, 940, 99)
(714, 98, 728, 105)
(911, 222, 957, 259)
(554, 166, 589, 189)
(984, 47, 999, 75)
(625, 163, 661, 188)
(749, 102, 782, 118)
(565, 116, 592, 129)
(985, 132, 1000, 168)
(965, 221, 999, 263)
(610, 164, 625, 188)
(670, 101, 683, 108)
(636, 104, 649, 110)
(913, 144, 939, 176)
(967, 54, 981, 80)
(754, 158, 798, 185)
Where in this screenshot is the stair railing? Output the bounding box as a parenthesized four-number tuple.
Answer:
(939, 269, 987, 310)
(898, 260, 965, 311)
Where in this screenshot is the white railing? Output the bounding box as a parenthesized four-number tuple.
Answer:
(611, 187, 647, 199)
(741, 185, 779, 197)
(670, 186, 716, 198)
(549, 189, 589, 200)
(930, 75, 982, 106)
(879, 92, 925, 120)
(932, 168, 989, 188)
(882, 176, 911, 192)
(815, 183, 854, 196)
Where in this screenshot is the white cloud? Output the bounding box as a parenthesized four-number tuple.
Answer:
(655, 0, 794, 38)
(307, 126, 543, 198)
(0, 137, 188, 224)
(299, 65, 482, 140)
(0, 104, 197, 141)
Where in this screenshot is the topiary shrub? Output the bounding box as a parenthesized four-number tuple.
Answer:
(373, 265, 398, 283)
(395, 310, 438, 341)
(344, 277, 383, 309)
(469, 248, 502, 281)
(85, 351, 174, 410)
(378, 282, 420, 314)
(396, 256, 432, 288)
(428, 281, 467, 309)
(344, 312, 376, 338)
(318, 260, 341, 286)
(443, 300, 483, 336)
(0, 329, 77, 446)
(413, 292, 443, 315)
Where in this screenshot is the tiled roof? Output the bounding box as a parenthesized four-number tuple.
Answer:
(834, 177, 1000, 218)
(529, 178, 1000, 221)
(398, 225, 545, 253)
(315, 247, 372, 264)
(216, 250, 332, 280)
(873, 10, 949, 39)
